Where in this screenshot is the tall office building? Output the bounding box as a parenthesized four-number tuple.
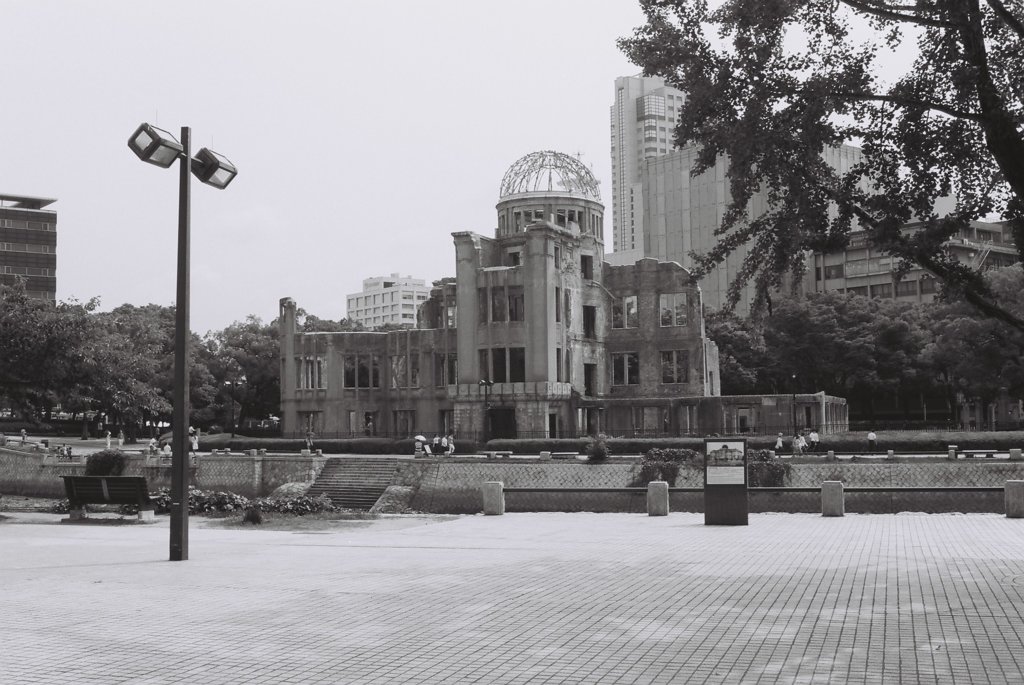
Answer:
(609, 75, 686, 264)
(0, 194, 57, 301)
(346, 273, 431, 329)
(641, 144, 864, 314)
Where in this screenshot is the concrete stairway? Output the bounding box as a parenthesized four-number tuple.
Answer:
(307, 457, 399, 510)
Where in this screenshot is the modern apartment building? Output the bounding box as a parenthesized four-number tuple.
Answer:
(0, 194, 57, 301)
(345, 273, 431, 329)
(609, 75, 686, 262)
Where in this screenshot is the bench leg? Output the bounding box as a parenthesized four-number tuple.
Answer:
(69, 506, 88, 521)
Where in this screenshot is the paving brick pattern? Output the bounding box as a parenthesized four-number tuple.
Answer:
(3, 513, 1024, 684)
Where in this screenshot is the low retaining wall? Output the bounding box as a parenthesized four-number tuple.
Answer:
(402, 459, 1024, 514)
(0, 447, 328, 498)
(5, 449, 1024, 513)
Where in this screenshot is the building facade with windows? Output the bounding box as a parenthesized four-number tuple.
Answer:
(609, 75, 686, 263)
(805, 220, 1018, 302)
(345, 273, 431, 329)
(0, 194, 57, 300)
(640, 144, 864, 314)
(280, 151, 847, 439)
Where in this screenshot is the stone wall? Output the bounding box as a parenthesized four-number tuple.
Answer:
(0, 447, 327, 499)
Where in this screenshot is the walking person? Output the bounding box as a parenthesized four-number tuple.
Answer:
(105, 430, 111, 450)
(188, 426, 199, 456)
(439, 434, 449, 457)
(774, 432, 784, 454)
(20, 428, 27, 445)
(867, 430, 877, 454)
(808, 429, 820, 452)
(305, 430, 316, 452)
(117, 429, 125, 448)
(446, 433, 455, 456)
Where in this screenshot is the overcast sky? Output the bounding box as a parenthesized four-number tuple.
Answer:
(0, 1, 649, 333)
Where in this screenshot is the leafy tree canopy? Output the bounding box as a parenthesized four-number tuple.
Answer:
(620, 0, 1024, 328)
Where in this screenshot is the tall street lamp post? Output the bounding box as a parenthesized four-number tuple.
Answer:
(128, 123, 237, 562)
(225, 376, 247, 437)
(791, 373, 798, 436)
(478, 379, 493, 441)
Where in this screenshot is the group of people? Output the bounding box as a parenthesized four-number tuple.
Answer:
(775, 429, 821, 455)
(415, 433, 456, 456)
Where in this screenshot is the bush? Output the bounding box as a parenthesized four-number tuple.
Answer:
(631, 448, 702, 486)
(84, 449, 127, 476)
(242, 507, 264, 525)
(250, 494, 338, 515)
(586, 433, 610, 463)
(747, 449, 790, 487)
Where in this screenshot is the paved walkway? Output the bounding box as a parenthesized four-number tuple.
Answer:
(2, 512, 1024, 684)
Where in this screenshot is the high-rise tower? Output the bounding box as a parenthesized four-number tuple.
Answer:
(609, 75, 685, 263)
(0, 194, 57, 301)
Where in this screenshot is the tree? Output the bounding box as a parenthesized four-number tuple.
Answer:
(210, 316, 281, 429)
(704, 309, 770, 393)
(920, 265, 1024, 424)
(620, 0, 1024, 328)
(0, 281, 97, 420)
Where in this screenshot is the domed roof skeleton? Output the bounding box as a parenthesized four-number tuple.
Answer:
(498, 150, 601, 202)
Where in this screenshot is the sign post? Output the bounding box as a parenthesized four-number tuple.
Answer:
(704, 438, 749, 525)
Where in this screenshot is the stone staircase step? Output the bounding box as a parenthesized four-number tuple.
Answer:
(307, 457, 399, 510)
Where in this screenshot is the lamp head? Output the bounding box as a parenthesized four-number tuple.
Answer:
(192, 147, 238, 189)
(127, 123, 184, 168)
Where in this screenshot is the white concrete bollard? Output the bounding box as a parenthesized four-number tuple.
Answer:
(827, 450, 836, 462)
(1006, 481, 1024, 519)
(821, 481, 844, 517)
(539, 451, 551, 461)
(647, 481, 669, 516)
(948, 445, 958, 461)
(482, 481, 505, 515)
(886, 449, 895, 460)
(1010, 449, 1022, 461)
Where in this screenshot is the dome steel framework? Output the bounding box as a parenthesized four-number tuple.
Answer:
(499, 150, 601, 201)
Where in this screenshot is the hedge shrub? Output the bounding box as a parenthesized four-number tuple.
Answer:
(631, 448, 702, 486)
(84, 449, 127, 476)
(747, 449, 790, 487)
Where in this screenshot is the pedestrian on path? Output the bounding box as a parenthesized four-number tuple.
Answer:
(808, 430, 820, 452)
(117, 430, 125, 448)
(20, 428, 27, 444)
(105, 430, 111, 449)
(867, 430, 877, 454)
(774, 433, 784, 453)
(188, 426, 199, 456)
(446, 434, 455, 456)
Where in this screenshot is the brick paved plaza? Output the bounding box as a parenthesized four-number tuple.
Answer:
(2, 512, 1024, 684)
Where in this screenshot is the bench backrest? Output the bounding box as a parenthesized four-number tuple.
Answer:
(61, 476, 152, 508)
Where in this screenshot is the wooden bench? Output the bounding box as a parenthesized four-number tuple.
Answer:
(61, 476, 155, 522)
(551, 452, 580, 460)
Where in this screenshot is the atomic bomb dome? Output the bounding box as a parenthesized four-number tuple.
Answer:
(498, 150, 601, 201)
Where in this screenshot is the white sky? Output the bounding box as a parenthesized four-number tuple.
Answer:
(0, 0, 648, 333)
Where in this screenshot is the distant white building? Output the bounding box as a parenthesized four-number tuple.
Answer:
(346, 273, 431, 329)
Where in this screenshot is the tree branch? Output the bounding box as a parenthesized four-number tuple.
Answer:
(840, 0, 961, 28)
(986, 0, 1024, 39)
(824, 91, 984, 121)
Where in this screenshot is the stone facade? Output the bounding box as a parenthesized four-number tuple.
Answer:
(280, 151, 733, 440)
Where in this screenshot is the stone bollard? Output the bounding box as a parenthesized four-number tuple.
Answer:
(539, 451, 551, 461)
(482, 481, 505, 515)
(1010, 449, 1022, 462)
(247, 449, 257, 456)
(301, 449, 311, 456)
(1006, 481, 1024, 518)
(821, 481, 844, 517)
(768, 450, 776, 459)
(647, 481, 669, 516)
(947, 444, 958, 461)
(826, 450, 836, 462)
(886, 449, 895, 460)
